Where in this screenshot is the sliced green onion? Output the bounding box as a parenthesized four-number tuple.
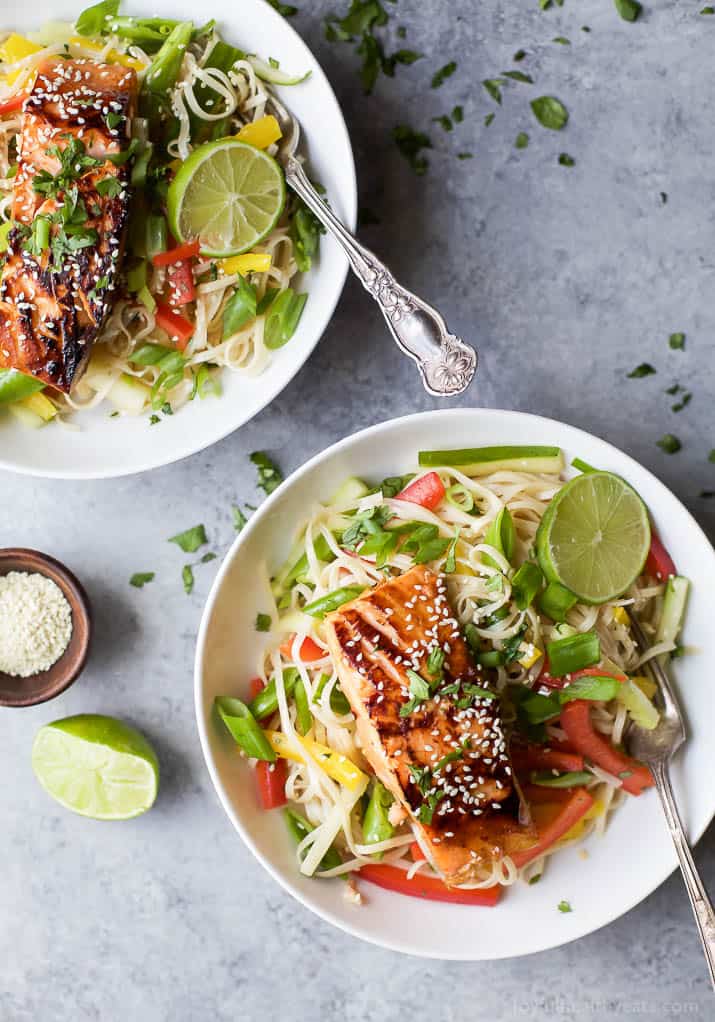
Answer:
(303, 584, 366, 619)
(530, 770, 593, 788)
(539, 580, 578, 623)
(131, 141, 153, 188)
(362, 781, 394, 856)
(511, 561, 543, 610)
(445, 483, 475, 513)
(130, 342, 174, 366)
(559, 674, 619, 703)
(215, 696, 275, 761)
(257, 287, 279, 314)
(281, 292, 307, 340)
(283, 809, 342, 872)
(572, 457, 597, 474)
(249, 669, 299, 720)
(477, 650, 505, 668)
(520, 690, 561, 724)
(464, 623, 481, 655)
(145, 213, 167, 260)
(482, 507, 516, 568)
(137, 284, 156, 314)
(264, 289, 308, 349)
(546, 631, 601, 677)
(222, 274, 257, 338)
(418, 445, 564, 477)
(294, 678, 312, 735)
(313, 673, 351, 715)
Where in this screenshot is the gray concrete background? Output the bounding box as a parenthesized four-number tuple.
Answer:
(2, 1, 714, 1019)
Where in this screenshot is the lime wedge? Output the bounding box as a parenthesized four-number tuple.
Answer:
(31, 715, 159, 820)
(536, 471, 651, 604)
(167, 139, 286, 257)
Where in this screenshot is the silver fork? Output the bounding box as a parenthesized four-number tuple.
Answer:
(265, 91, 478, 398)
(626, 613, 715, 986)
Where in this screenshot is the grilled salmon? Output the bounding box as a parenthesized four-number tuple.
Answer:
(0, 58, 137, 392)
(325, 565, 536, 885)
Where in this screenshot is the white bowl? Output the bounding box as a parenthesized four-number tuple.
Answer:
(195, 408, 715, 960)
(1, 0, 356, 479)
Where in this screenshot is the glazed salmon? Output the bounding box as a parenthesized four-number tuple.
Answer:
(0, 58, 137, 392)
(325, 565, 536, 885)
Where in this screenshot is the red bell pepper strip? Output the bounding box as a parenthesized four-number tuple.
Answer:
(645, 530, 677, 582)
(0, 93, 27, 115)
(249, 677, 264, 700)
(510, 787, 595, 868)
(511, 742, 584, 774)
(152, 239, 201, 266)
(395, 471, 446, 511)
(560, 700, 654, 796)
(155, 302, 194, 350)
(279, 634, 325, 663)
(410, 841, 425, 861)
(358, 863, 502, 906)
(167, 260, 195, 307)
(255, 758, 287, 810)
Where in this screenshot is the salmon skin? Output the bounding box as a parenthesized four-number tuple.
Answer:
(0, 58, 137, 392)
(325, 565, 535, 885)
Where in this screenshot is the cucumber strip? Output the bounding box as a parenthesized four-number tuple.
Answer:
(330, 476, 370, 508)
(247, 56, 311, 86)
(617, 679, 659, 730)
(655, 575, 689, 650)
(272, 531, 336, 596)
(418, 446, 564, 477)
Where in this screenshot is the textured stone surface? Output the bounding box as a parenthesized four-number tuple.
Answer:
(1, 1, 714, 1019)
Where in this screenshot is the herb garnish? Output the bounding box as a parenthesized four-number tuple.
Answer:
(669, 332, 686, 350)
(531, 96, 569, 130)
(708, 449, 715, 463)
(431, 61, 457, 88)
(182, 564, 195, 595)
(255, 613, 272, 632)
(169, 524, 208, 553)
(482, 78, 504, 104)
(325, 1, 422, 94)
(393, 125, 432, 175)
(408, 763, 432, 795)
(95, 176, 123, 198)
(232, 505, 249, 532)
(267, 0, 298, 14)
(627, 363, 656, 378)
(657, 434, 681, 454)
(553, 36, 570, 44)
(614, 0, 642, 22)
(557, 899, 573, 913)
(379, 473, 414, 497)
(515, 132, 529, 149)
(130, 572, 155, 588)
(418, 789, 446, 824)
(251, 451, 283, 495)
(400, 669, 431, 717)
(558, 153, 575, 166)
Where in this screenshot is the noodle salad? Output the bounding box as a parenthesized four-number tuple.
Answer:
(215, 445, 690, 907)
(0, 2, 322, 427)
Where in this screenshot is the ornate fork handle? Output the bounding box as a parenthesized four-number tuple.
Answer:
(654, 760, 715, 988)
(284, 156, 477, 397)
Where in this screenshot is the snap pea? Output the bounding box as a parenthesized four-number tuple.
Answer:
(538, 580, 578, 623)
(362, 782, 394, 856)
(303, 585, 366, 619)
(130, 342, 175, 367)
(283, 809, 342, 873)
(222, 275, 257, 338)
(313, 674, 351, 715)
(145, 213, 167, 261)
(140, 22, 194, 135)
(482, 507, 516, 569)
(294, 678, 312, 736)
(511, 561, 543, 611)
(107, 16, 180, 51)
(546, 631, 600, 677)
(215, 696, 275, 762)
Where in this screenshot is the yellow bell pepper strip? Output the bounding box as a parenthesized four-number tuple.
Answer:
(631, 674, 657, 700)
(235, 114, 282, 150)
(69, 37, 146, 73)
(219, 252, 272, 275)
(265, 729, 367, 791)
(517, 643, 543, 670)
(0, 34, 41, 87)
(611, 605, 630, 627)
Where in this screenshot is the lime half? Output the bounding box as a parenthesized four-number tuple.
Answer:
(536, 471, 651, 604)
(32, 715, 159, 820)
(167, 139, 286, 257)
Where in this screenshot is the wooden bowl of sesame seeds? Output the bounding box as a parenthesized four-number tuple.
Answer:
(0, 549, 91, 708)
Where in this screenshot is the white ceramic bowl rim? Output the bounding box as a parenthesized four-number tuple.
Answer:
(195, 408, 715, 960)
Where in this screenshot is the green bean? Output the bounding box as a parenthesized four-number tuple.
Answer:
(215, 696, 275, 761)
(283, 810, 342, 873)
(249, 669, 299, 720)
(303, 585, 365, 619)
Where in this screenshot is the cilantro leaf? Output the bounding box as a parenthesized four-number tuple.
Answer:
(169, 524, 208, 553)
(531, 96, 569, 130)
(255, 613, 272, 632)
(393, 124, 432, 175)
(627, 363, 656, 378)
(669, 332, 686, 350)
(251, 451, 283, 495)
(614, 0, 641, 21)
(431, 61, 457, 88)
(130, 572, 155, 588)
(657, 434, 681, 454)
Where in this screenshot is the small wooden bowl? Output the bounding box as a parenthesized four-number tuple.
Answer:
(0, 549, 91, 708)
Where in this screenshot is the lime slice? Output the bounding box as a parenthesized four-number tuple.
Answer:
(167, 139, 286, 258)
(536, 471, 651, 604)
(31, 715, 159, 820)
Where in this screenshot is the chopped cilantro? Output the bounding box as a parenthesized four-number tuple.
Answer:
(627, 363, 656, 378)
(531, 96, 569, 130)
(614, 0, 642, 21)
(553, 36, 571, 44)
(169, 524, 208, 553)
(457, 152, 474, 159)
(513, 49, 527, 61)
(558, 153, 575, 166)
(484, 112, 495, 127)
(669, 332, 686, 350)
(557, 899, 573, 913)
(255, 613, 272, 632)
(502, 70, 533, 84)
(182, 564, 195, 594)
(431, 61, 457, 88)
(657, 434, 681, 454)
(130, 572, 155, 588)
(232, 505, 249, 532)
(251, 451, 283, 495)
(671, 392, 691, 413)
(708, 449, 715, 463)
(515, 132, 529, 149)
(267, 0, 298, 13)
(482, 78, 504, 104)
(393, 124, 432, 175)
(96, 176, 123, 198)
